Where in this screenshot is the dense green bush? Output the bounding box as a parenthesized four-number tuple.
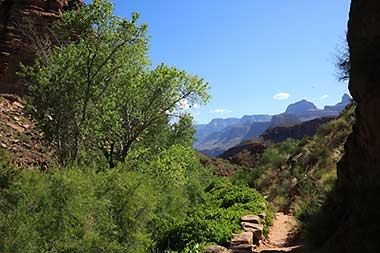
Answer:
(0, 151, 270, 253)
(0, 144, 219, 253)
(0, 164, 156, 252)
(153, 180, 271, 252)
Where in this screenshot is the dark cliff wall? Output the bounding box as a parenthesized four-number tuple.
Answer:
(333, 0, 380, 252)
(0, 0, 82, 95)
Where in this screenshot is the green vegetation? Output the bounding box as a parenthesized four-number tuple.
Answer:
(233, 103, 356, 243)
(0, 148, 13, 164)
(153, 180, 271, 252)
(1, 1, 271, 252)
(4, 0, 353, 251)
(0, 152, 271, 252)
(17, 133, 31, 144)
(21, 0, 209, 167)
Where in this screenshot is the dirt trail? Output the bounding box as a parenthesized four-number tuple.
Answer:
(256, 212, 303, 252)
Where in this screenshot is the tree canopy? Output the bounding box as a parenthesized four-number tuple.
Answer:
(21, 0, 210, 167)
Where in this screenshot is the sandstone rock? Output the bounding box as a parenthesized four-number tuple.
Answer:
(12, 101, 23, 108)
(0, 0, 83, 95)
(229, 243, 254, 253)
(230, 231, 253, 245)
(240, 215, 261, 224)
(242, 223, 263, 241)
(241, 222, 263, 230)
(258, 213, 267, 221)
(204, 245, 231, 253)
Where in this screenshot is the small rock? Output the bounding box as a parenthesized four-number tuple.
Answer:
(6, 122, 24, 132)
(0, 51, 10, 56)
(258, 213, 267, 221)
(230, 232, 253, 245)
(204, 245, 231, 253)
(241, 222, 264, 242)
(12, 101, 24, 108)
(244, 228, 263, 241)
(241, 222, 263, 229)
(240, 215, 261, 224)
(229, 243, 255, 253)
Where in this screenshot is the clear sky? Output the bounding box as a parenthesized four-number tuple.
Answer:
(85, 0, 351, 124)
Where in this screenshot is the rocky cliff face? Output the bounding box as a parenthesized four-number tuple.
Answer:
(261, 116, 335, 144)
(334, 0, 380, 251)
(0, 0, 83, 95)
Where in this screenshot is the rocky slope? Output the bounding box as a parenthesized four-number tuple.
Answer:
(0, 94, 53, 167)
(219, 115, 338, 167)
(332, 0, 380, 251)
(0, 0, 83, 95)
(230, 103, 355, 242)
(261, 116, 335, 144)
(219, 141, 266, 167)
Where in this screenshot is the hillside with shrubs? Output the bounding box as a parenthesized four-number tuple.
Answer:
(231, 103, 355, 244)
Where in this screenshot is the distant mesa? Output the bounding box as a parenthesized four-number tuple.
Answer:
(285, 99, 318, 114)
(324, 93, 352, 112)
(194, 94, 351, 157)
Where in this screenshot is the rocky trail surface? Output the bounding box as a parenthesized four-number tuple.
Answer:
(256, 212, 303, 252)
(205, 212, 304, 253)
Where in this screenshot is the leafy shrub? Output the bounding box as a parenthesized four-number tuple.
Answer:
(153, 180, 270, 252)
(0, 142, 222, 253)
(0, 165, 158, 253)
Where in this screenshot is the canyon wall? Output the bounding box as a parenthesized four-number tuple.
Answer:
(0, 0, 82, 95)
(334, 0, 380, 251)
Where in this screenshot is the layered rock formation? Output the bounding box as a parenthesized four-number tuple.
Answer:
(334, 0, 380, 251)
(195, 95, 350, 157)
(261, 116, 335, 144)
(0, 0, 83, 95)
(219, 116, 336, 167)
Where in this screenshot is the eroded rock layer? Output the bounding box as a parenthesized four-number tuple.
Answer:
(0, 0, 82, 95)
(334, 0, 380, 251)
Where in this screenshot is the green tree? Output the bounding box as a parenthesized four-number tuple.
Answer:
(22, 0, 209, 167)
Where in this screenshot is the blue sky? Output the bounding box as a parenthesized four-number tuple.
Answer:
(85, 0, 351, 124)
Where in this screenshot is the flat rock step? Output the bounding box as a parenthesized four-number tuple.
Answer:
(205, 214, 267, 253)
(231, 232, 254, 245)
(204, 245, 232, 253)
(230, 243, 256, 252)
(240, 215, 261, 224)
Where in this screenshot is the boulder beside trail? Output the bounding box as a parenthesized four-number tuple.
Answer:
(203, 214, 266, 253)
(204, 245, 232, 253)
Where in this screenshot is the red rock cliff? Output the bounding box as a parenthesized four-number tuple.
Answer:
(0, 0, 82, 95)
(334, 0, 380, 251)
